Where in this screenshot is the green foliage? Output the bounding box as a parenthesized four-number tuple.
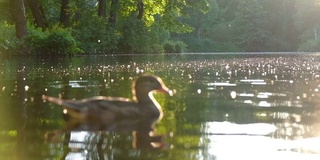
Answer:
(212, 42, 239, 52)
(182, 37, 214, 52)
(27, 26, 82, 56)
(177, 0, 310, 52)
(181, 35, 239, 52)
(232, 0, 272, 51)
(173, 41, 187, 53)
(0, 23, 82, 56)
(163, 40, 187, 53)
(163, 41, 175, 53)
(4, 0, 212, 55)
(0, 0, 13, 24)
(0, 22, 25, 56)
(298, 39, 320, 52)
(7, 0, 320, 54)
(72, 16, 119, 54)
(118, 17, 170, 54)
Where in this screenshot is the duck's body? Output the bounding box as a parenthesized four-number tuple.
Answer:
(43, 75, 172, 123)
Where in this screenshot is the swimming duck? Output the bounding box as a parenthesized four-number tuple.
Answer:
(42, 74, 173, 123)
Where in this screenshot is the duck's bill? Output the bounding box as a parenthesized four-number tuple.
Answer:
(160, 86, 174, 96)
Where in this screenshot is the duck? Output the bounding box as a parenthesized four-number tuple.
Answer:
(42, 74, 173, 123)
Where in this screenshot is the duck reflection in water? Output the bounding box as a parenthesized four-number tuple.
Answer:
(43, 74, 173, 153)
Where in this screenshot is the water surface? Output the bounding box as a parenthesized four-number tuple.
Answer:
(0, 53, 320, 159)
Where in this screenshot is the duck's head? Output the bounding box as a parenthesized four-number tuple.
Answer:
(132, 75, 173, 102)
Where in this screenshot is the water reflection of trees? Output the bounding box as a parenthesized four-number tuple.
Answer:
(44, 116, 166, 159)
(180, 55, 320, 139)
(2, 55, 320, 159)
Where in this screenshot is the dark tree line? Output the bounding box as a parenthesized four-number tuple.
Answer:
(179, 0, 320, 52)
(1, 0, 320, 56)
(1, 0, 205, 55)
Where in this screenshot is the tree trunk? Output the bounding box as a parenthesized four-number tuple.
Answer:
(26, 0, 47, 30)
(284, 0, 298, 49)
(98, 0, 106, 18)
(196, 27, 202, 39)
(60, 0, 70, 27)
(137, 0, 144, 20)
(13, 0, 27, 38)
(109, 0, 119, 26)
(39, 4, 48, 28)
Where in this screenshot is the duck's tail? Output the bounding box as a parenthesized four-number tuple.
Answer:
(42, 95, 64, 105)
(42, 95, 85, 119)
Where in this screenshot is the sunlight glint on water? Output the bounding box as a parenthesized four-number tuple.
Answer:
(0, 53, 320, 159)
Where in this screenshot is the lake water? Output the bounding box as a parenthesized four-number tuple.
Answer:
(1, 53, 320, 160)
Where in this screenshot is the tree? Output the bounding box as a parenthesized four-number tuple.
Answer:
(26, 0, 48, 30)
(60, 0, 70, 27)
(233, 0, 271, 51)
(262, 0, 298, 51)
(13, 0, 27, 38)
(295, 0, 320, 51)
(109, 0, 119, 26)
(0, 0, 15, 24)
(98, 0, 106, 18)
(282, 0, 298, 49)
(2, 0, 221, 54)
(137, 0, 144, 20)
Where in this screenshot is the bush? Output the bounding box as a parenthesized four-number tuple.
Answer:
(150, 44, 164, 54)
(164, 40, 187, 53)
(118, 17, 170, 54)
(181, 36, 214, 52)
(0, 23, 82, 56)
(118, 18, 152, 54)
(72, 14, 119, 54)
(0, 22, 25, 56)
(181, 36, 239, 52)
(298, 39, 320, 52)
(163, 41, 175, 53)
(27, 26, 83, 56)
(211, 42, 239, 52)
(174, 40, 187, 53)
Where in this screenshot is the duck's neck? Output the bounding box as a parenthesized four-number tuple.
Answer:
(134, 91, 163, 120)
(136, 91, 153, 102)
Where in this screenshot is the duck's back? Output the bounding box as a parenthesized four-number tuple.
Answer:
(43, 96, 143, 121)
